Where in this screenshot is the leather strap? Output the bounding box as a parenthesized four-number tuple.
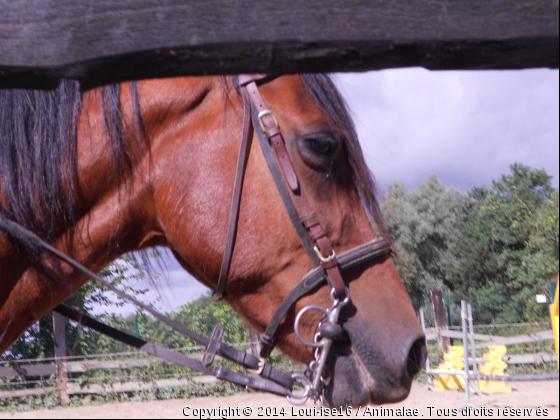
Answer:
(55, 304, 293, 396)
(249, 103, 320, 266)
(238, 74, 269, 86)
(213, 87, 253, 301)
(54, 304, 213, 375)
(203, 325, 224, 367)
(214, 75, 323, 300)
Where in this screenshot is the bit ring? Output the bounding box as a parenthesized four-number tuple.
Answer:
(295, 306, 329, 348)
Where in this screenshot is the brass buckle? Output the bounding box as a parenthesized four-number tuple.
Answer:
(258, 110, 279, 134)
(313, 246, 336, 263)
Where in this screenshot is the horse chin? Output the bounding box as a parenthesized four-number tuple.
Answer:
(322, 342, 415, 408)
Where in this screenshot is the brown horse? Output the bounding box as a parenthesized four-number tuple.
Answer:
(0, 75, 426, 406)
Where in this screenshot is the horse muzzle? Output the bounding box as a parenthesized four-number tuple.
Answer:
(323, 319, 427, 407)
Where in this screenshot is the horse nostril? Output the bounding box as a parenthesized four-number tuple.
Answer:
(406, 337, 427, 380)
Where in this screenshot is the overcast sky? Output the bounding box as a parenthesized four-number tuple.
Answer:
(103, 68, 560, 315)
(337, 68, 559, 191)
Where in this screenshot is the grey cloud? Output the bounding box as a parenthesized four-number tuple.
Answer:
(335, 68, 559, 191)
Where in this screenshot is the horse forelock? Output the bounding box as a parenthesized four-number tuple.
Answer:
(300, 74, 388, 239)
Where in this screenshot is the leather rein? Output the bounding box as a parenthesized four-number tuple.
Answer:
(2, 75, 393, 404)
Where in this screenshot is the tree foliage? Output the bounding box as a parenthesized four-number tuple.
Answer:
(383, 164, 558, 323)
(382, 175, 475, 298)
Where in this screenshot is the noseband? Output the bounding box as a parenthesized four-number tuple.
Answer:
(2, 75, 393, 405)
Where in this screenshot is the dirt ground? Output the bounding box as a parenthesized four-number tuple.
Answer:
(1, 381, 558, 419)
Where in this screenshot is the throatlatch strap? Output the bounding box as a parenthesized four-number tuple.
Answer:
(214, 87, 254, 301)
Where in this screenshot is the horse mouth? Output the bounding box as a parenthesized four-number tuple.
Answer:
(322, 330, 427, 407)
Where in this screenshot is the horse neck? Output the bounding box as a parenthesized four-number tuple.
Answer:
(0, 84, 158, 351)
(0, 76, 242, 353)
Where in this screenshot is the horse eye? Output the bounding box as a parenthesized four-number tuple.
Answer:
(306, 138, 332, 155)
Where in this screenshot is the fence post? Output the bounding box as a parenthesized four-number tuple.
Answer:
(419, 309, 434, 390)
(431, 290, 450, 353)
(467, 304, 480, 393)
(245, 323, 259, 358)
(53, 311, 69, 406)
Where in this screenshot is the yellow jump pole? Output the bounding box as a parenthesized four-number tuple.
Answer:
(550, 280, 559, 370)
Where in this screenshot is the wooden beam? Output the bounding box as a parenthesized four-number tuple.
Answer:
(0, 0, 558, 89)
(438, 330, 502, 342)
(0, 353, 213, 378)
(504, 352, 556, 365)
(0, 376, 217, 399)
(65, 376, 217, 395)
(474, 330, 554, 349)
(0, 386, 58, 399)
(463, 352, 556, 365)
(66, 357, 169, 373)
(0, 364, 57, 378)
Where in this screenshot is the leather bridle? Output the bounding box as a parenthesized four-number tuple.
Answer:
(213, 74, 394, 402)
(2, 74, 393, 404)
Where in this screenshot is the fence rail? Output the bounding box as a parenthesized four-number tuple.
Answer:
(0, 351, 222, 399)
(420, 299, 558, 409)
(1, 313, 260, 404)
(1, 0, 558, 89)
(0, 373, 218, 399)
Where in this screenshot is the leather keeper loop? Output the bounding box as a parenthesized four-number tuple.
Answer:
(320, 260, 338, 270)
(265, 126, 282, 140)
(300, 213, 316, 223)
(238, 74, 269, 86)
(259, 334, 274, 358)
(300, 213, 320, 229)
(310, 230, 327, 242)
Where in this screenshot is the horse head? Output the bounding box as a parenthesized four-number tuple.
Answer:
(0, 74, 426, 406)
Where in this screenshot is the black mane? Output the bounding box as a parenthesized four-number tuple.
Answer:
(0, 81, 145, 272)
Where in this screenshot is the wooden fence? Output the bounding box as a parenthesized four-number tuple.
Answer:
(1, 317, 555, 405)
(2, 335, 554, 402)
(0, 353, 218, 400)
(0, 312, 252, 404)
(1, 0, 558, 89)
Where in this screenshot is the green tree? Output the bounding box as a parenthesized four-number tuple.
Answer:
(383, 164, 558, 324)
(464, 164, 554, 288)
(458, 164, 557, 322)
(382, 175, 474, 299)
(525, 189, 559, 284)
(131, 292, 247, 351)
(479, 163, 553, 288)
